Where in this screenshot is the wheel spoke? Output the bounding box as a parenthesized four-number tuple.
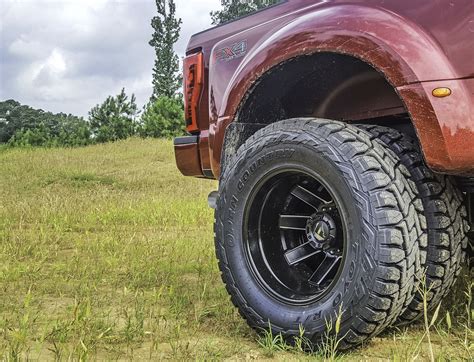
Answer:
(308, 253, 342, 287)
(284, 242, 322, 266)
(291, 185, 331, 209)
(279, 215, 310, 231)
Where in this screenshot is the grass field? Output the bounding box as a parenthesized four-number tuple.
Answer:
(0, 138, 472, 360)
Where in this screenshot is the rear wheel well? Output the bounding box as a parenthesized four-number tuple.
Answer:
(238, 52, 408, 124)
(223, 53, 419, 168)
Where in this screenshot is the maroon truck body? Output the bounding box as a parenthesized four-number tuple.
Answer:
(175, 0, 474, 178)
(173, 1, 474, 348)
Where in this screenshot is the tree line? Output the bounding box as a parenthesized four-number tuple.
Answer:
(0, 0, 279, 148)
(0, 90, 184, 147)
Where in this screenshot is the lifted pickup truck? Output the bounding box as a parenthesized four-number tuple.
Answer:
(174, 0, 473, 349)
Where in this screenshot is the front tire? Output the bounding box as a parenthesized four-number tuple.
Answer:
(215, 119, 424, 349)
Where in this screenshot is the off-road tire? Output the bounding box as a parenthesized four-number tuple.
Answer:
(214, 119, 425, 349)
(358, 124, 469, 323)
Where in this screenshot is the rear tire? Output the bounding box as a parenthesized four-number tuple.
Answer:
(215, 119, 424, 349)
(359, 124, 469, 323)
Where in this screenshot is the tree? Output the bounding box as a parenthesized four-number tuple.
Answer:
(0, 101, 38, 143)
(211, 0, 280, 25)
(150, 0, 182, 100)
(56, 115, 92, 147)
(88, 88, 138, 143)
(8, 124, 51, 147)
(139, 96, 185, 139)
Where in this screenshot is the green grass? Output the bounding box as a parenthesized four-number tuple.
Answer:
(0, 138, 472, 360)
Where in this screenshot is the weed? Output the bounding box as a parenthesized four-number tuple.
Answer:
(319, 303, 345, 361)
(293, 324, 313, 354)
(461, 276, 473, 358)
(257, 322, 290, 357)
(4, 288, 34, 360)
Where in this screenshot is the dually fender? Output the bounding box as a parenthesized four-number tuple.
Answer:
(208, 4, 474, 177)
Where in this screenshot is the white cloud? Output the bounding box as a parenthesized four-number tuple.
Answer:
(45, 49, 67, 75)
(0, 0, 221, 117)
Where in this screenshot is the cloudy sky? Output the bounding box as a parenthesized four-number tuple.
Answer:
(0, 0, 221, 117)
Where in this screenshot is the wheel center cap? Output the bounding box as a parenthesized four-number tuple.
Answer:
(313, 221, 330, 242)
(306, 213, 337, 248)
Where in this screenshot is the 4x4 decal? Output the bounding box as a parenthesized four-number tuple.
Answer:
(215, 40, 248, 62)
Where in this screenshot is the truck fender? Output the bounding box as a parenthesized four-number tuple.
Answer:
(209, 4, 473, 176)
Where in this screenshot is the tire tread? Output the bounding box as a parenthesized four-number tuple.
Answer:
(358, 124, 469, 323)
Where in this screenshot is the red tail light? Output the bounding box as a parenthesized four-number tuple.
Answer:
(183, 52, 204, 133)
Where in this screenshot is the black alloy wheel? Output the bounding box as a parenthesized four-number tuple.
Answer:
(244, 170, 345, 304)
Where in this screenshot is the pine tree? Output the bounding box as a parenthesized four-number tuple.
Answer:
(149, 0, 182, 100)
(139, 96, 185, 139)
(89, 88, 138, 143)
(211, 0, 280, 25)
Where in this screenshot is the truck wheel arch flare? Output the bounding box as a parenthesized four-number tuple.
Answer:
(208, 4, 474, 177)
